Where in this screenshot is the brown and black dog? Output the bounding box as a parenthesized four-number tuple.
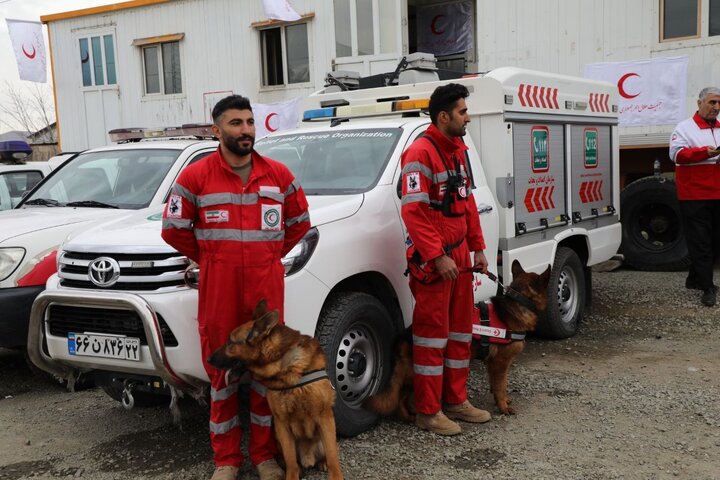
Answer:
(364, 260, 551, 419)
(208, 300, 343, 480)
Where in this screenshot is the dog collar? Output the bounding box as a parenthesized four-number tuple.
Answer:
(504, 287, 538, 314)
(267, 369, 329, 391)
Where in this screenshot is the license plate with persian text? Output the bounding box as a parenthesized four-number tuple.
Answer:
(68, 333, 141, 361)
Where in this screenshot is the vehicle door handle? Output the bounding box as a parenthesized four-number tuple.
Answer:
(477, 204, 493, 214)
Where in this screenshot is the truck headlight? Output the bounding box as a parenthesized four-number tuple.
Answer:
(282, 227, 319, 276)
(0, 247, 26, 281)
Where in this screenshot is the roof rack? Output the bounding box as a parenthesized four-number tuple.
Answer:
(108, 124, 217, 143)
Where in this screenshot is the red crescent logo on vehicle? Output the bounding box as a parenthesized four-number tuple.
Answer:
(431, 15, 445, 35)
(617, 72, 640, 99)
(265, 112, 278, 132)
(22, 44, 36, 59)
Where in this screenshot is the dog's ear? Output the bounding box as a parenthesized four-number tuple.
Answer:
(539, 265, 551, 288)
(252, 299, 268, 320)
(511, 259, 525, 278)
(247, 310, 279, 344)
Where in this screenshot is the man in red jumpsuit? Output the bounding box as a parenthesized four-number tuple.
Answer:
(161, 95, 310, 480)
(401, 83, 491, 436)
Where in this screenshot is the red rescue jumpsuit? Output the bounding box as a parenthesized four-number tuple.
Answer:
(400, 123, 485, 415)
(161, 148, 310, 468)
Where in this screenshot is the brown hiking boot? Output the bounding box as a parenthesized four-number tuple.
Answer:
(256, 459, 284, 480)
(210, 465, 239, 480)
(415, 410, 462, 436)
(444, 400, 492, 423)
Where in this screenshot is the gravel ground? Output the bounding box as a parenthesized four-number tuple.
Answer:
(1, 265, 719, 480)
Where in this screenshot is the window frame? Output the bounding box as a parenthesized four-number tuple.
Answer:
(140, 40, 184, 97)
(660, 0, 701, 42)
(333, 0, 384, 58)
(258, 21, 312, 88)
(76, 30, 118, 89)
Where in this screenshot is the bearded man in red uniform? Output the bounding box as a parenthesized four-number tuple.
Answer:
(162, 95, 310, 480)
(400, 83, 491, 436)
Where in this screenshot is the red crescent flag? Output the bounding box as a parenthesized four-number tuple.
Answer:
(417, 1, 473, 56)
(584, 56, 688, 127)
(253, 97, 303, 138)
(6, 19, 47, 83)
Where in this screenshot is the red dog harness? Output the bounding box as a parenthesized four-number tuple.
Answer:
(472, 301, 526, 348)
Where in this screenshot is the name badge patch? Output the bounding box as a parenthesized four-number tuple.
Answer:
(472, 324, 507, 339)
(262, 204, 282, 230)
(167, 194, 183, 218)
(205, 210, 229, 223)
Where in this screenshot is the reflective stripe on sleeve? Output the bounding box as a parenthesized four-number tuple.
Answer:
(285, 180, 301, 196)
(402, 192, 430, 205)
(162, 218, 192, 230)
(172, 183, 198, 206)
(413, 364, 444, 376)
(402, 162, 433, 179)
(209, 415, 240, 435)
(413, 335, 448, 348)
(444, 358, 470, 369)
(286, 211, 310, 227)
(195, 229, 285, 242)
(448, 332, 472, 343)
(251, 380, 267, 397)
(210, 383, 239, 402)
(250, 413, 273, 427)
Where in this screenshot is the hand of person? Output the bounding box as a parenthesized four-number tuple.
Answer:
(434, 254, 459, 281)
(473, 251, 489, 274)
(707, 146, 720, 157)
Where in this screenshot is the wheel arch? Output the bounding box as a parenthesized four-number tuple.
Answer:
(318, 271, 405, 337)
(556, 234, 591, 306)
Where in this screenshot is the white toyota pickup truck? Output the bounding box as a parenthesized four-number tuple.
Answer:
(29, 65, 621, 436)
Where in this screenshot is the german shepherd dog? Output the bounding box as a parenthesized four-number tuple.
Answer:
(364, 260, 551, 419)
(208, 300, 343, 480)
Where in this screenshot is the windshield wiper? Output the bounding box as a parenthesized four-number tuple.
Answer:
(66, 200, 119, 209)
(23, 198, 61, 207)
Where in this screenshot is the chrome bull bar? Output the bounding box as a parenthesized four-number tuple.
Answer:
(27, 289, 205, 397)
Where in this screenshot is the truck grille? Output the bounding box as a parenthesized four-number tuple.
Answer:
(58, 250, 190, 292)
(47, 305, 178, 347)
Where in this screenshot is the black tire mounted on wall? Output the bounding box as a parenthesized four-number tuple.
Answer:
(536, 247, 586, 339)
(620, 176, 689, 271)
(315, 292, 394, 437)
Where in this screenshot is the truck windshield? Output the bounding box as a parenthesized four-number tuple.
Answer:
(255, 128, 401, 194)
(22, 149, 180, 209)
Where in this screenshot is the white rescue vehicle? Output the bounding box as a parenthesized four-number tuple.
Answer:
(29, 60, 621, 436)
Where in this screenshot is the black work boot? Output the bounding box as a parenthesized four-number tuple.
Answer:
(701, 288, 717, 307)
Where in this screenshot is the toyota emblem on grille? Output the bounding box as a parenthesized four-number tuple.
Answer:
(88, 257, 121, 287)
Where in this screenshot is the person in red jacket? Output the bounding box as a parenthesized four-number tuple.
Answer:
(161, 95, 310, 480)
(400, 83, 491, 436)
(669, 87, 720, 307)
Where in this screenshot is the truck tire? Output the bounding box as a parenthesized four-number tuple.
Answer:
(315, 292, 394, 437)
(620, 176, 689, 271)
(101, 384, 168, 408)
(536, 247, 585, 339)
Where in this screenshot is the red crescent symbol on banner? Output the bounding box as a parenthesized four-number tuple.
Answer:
(618, 73, 640, 99)
(265, 113, 279, 132)
(431, 15, 445, 35)
(22, 45, 36, 59)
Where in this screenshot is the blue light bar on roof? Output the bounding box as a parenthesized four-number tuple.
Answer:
(302, 107, 336, 121)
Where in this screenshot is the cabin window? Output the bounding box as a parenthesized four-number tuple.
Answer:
(78, 34, 116, 87)
(710, 0, 720, 36)
(141, 41, 182, 95)
(260, 23, 310, 86)
(660, 0, 700, 41)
